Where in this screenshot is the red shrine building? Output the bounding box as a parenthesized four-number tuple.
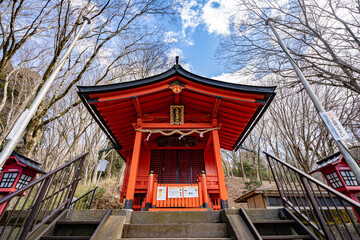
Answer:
(78, 63, 276, 211)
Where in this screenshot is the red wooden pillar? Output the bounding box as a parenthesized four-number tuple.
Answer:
(200, 171, 211, 210)
(143, 171, 155, 211)
(124, 130, 142, 209)
(212, 129, 229, 209)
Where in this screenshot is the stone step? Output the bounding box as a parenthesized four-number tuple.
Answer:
(55, 220, 100, 226)
(120, 238, 233, 240)
(40, 237, 91, 240)
(122, 223, 229, 238)
(130, 211, 222, 224)
(252, 220, 297, 224)
(53, 221, 100, 237)
(261, 235, 311, 239)
(244, 209, 282, 221)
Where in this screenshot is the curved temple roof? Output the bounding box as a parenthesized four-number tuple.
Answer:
(77, 64, 276, 157)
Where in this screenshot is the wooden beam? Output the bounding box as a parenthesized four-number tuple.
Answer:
(220, 118, 247, 128)
(186, 82, 259, 103)
(220, 138, 236, 146)
(102, 106, 135, 119)
(140, 91, 172, 104)
(221, 100, 257, 113)
(175, 93, 180, 105)
(110, 125, 133, 131)
(144, 113, 170, 119)
(217, 111, 252, 122)
(212, 96, 222, 118)
(181, 95, 213, 108)
(140, 122, 214, 129)
(219, 134, 238, 142)
(143, 113, 211, 122)
(219, 129, 238, 138)
(132, 96, 143, 118)
(96, 84, 169, 102)
(114, 131, 133, 139)
(205, 133, 213, 152)
(221, 125, 244, 132)
(219, 128, 240, 136)
(141, 97, 172, 108)
(96, 101, 132, 112)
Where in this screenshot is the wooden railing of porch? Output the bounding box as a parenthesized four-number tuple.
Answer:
(142, 171, 214, 210)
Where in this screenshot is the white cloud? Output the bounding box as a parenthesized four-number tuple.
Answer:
(70, 0, 89, 9)
(179, 0, 203, 45)
(212, 65, 262, 84)
(213, 71, 254, 84)
(164, 31, 179, 43)
(175, 0, 239, 46)
(166, 48, 192, 70)
(202, 0, 237, 36)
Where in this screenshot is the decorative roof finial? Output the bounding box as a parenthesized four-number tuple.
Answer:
(176, 56, 179, 65)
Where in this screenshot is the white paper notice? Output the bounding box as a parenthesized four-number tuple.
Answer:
(157, 186, 166, 200)
(184, 186, 199, 198)
(319, 111, 350, 140)
(168, 186, 182, 198)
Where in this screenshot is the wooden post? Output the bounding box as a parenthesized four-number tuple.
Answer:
(123, 130, 142, 209)
(143, 171, 155, 211)
(152, 181, 158, 208)
(212, 129, 229, 209)
(200, 171, 211, 210)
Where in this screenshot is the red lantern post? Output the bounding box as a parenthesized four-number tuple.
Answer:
(309, 152, 360, 221)
(0, 152, 46, 214)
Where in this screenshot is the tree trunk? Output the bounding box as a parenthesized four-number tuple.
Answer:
(117, 161, 126, 191)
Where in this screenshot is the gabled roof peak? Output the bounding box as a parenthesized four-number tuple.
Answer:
(77, 64, 276, 95)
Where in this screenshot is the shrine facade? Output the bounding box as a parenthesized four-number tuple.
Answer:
(78, 63, 276, 211)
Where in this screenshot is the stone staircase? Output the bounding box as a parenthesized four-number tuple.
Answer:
(120, 211, 232, 240)
(37, 209, 112, 240)
(40, 220, 100, 240)
(35, 208, 320, 240)
(240, 208, 318, 240)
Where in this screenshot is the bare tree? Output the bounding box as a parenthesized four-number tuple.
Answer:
(0, 0, 175, 157)
(219, 0, 360, 94)
(260, 74, 358, 172)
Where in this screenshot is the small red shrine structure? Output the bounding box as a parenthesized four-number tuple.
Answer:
(309, 152, 360, 203)
(0, 151, 46, 213)
(78, 63, 276, 211)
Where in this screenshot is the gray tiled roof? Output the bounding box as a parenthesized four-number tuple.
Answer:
(309, 152, 342, 174)
(11, 151, 46, 174)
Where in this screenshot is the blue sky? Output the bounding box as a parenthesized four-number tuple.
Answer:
(179, 27, 225, 77)
(161, 0, 239, 79)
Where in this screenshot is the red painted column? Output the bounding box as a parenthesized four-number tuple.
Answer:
(143, 171, 155, 211)
(201, 171, 211, 209)
(212, 129, 229, 209)
(124, 130, 142, 209)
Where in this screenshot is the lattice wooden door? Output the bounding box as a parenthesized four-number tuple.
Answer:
(150, 150, 205, 184)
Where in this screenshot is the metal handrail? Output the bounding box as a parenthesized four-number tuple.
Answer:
(0, 153, 88, 240)
(265, 152, 360, 207)
(0, 153, 87, 205)
(264, 151, 360, 240)
(71, 186, 98, 210)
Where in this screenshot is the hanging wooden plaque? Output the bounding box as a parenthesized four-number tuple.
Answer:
(170, 105, 184, 125)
